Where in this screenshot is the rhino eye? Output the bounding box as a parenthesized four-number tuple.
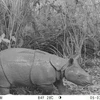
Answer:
(78, 74, 84, 79)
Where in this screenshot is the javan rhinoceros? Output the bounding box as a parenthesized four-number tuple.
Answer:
(0, 48, 92, 95)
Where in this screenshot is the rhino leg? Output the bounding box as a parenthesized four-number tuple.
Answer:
(0, 88, 10, 95)
(39, 84, 54, 95)
(54, 80, 68, 95)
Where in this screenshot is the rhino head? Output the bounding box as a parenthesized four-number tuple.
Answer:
(50, 55, 93, 86)
(64, 57, 93, 86)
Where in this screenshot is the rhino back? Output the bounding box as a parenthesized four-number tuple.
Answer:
(0, 48, 36, 56)
(31, 51, 56, 85)
(0, 50, 35, 86)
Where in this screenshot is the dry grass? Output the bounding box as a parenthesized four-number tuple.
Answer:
(0, 0, 100, 95)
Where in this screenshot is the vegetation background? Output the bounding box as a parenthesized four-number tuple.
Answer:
(0, 0, 100, 95)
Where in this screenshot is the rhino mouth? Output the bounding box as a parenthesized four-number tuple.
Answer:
(64, 78, 93, 86)
(64, 72, 93, 86)
(74, 81, 93, 86)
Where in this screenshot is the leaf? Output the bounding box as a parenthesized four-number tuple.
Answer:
(17, 38, 24, 47)
(0, 33, 5, 43)
(11, 36, 16, 42)
(0, 33, 10, 43)
(2, 38, 10, 43)
(1, 33, 5, 39)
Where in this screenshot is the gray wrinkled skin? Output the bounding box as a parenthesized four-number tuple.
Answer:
(64, 58, 92, 86)
(0, 48, 92, 95)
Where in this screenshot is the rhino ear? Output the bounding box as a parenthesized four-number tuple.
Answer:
(50, 55, 68, 71)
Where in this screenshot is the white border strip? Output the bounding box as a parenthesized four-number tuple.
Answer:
(0, 95, 98, 100)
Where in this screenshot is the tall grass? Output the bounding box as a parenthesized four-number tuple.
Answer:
(0, 0, 37, 48)
(0, 0, 100, 95)
(0, 0, 99, 58)
(49, 0, 100, 60)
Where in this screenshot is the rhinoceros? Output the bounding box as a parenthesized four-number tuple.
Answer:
(0, 48, 92, 95)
